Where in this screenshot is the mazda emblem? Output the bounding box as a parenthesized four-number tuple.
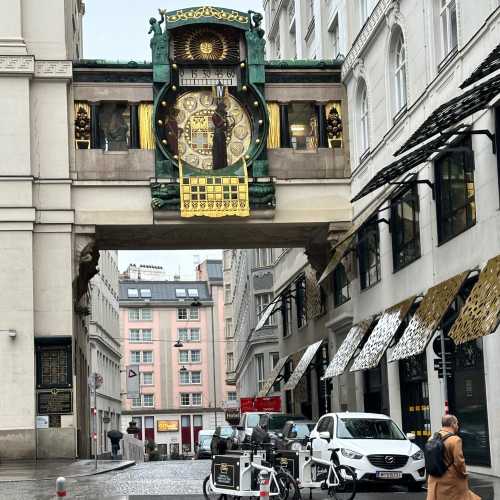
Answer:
(385, 456, 395, 464)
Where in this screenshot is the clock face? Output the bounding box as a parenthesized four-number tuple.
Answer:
(173, 90, 251, 170)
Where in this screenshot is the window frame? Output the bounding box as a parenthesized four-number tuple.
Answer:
(227, 391, 237, 402)
(177, 308, 188, 320)
(255, 353, 265, 392)
(333, 260, 351, 307)
(358, 83, 370, 157)
(295, 274, 307, 328)
(434, 137, 476, 245)
(142, 394, 154, 408)
(189, 307, 199, 321)
(224, 283, 232, 304)
(180, 393, 190, 406)
(130, 351, 141, 364)
(392, 32, 407, 116)
(358, 219, 381, 290)
(190, 350, 201, 363)
(127, 288, 139, 298)
(142, 351, 153, 364)
(256, 292, 274, 327)
(226, 352, 234, 371)
(142, 372, 154, 386)
(390, 186, 421, 271)
(439, 0, 458, 60)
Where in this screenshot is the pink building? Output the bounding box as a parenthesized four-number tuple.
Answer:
(119, 260, 234, 456)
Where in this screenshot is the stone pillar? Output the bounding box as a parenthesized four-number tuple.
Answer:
(90, 102, 100, 149)
(129, 102, 140, 149)
(316, 103, 328, 148)
(279, 103, 290, 148)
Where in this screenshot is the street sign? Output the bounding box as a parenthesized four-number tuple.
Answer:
(126, 364, 140, 399)
(88, 372, 103, 390)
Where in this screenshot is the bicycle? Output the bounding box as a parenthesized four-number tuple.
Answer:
(271, 435, 356, 500)
(203, 432, 300, 500)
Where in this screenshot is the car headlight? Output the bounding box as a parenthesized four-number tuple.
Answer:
(291, 442, 302, 451)
(341, 448, 363, 460)
(412, 449, 424, 461)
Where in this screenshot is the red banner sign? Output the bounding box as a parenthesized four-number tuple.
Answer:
(240, 396, 281, 413)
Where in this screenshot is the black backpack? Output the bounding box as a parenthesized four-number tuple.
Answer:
(424, 432, 454, 477)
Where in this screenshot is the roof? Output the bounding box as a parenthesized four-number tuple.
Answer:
(460, 42, 500, 89)
(119, 280, 210, 302)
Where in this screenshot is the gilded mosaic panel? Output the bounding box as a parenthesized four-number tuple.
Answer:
(449, 255, 500, 344)
(257, 355, 289, 398)
(305, 265, 323, 320)
(322, 319, 373, 379)
(283, 341, 323, 391)
(391, 271, 470, 361)
(350, 296, 416, 372)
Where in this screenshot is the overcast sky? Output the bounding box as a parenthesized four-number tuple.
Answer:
(83, 0, 263, 61)
(82, 2, 260, 277)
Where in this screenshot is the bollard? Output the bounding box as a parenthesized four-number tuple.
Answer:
(56, 476, 66, 497)
(259, 470, 270, 498)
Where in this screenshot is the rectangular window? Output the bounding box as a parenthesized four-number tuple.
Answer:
(226, 352, 234, 371)
(128, 309, 140, 321)
(177, 308, 188, 320)
(191, 371, 201, 384)
(224, 283, 232, 304)
(142, 351, 153, 364)
(435, 138, 476, 244)
(256, 293, 273, 327)
(270, 352, 281, 392)
(189, 307, 199, 320)
(281, 293, 292, 337)
(333, 260, 351, 307)
(295, 275, 307, 328)
(391, 187, 421, 271)
(142, 394, 154, 407)
(178, 328, 189, 342)
(225, 318, 233, 338)
(330, 15, 340, 58)
(255, 248, 273, 267)
(358, 220, 381, 289)
(179, 350, 189, 363)
(191, 393, 202, 406)
(440, 0, 458, 59)
(190, 350, 201, 363)
(140, 289, 151, 298)
(127, 288, 139, 298)
(190, 328, 200, 342)
(180, 393, 190, 406)
(142, 372, 153, 385)
(131, 396, 141, 407)
(255, 353, 265, 392)
(360, 0, 368, 25)
(130, 351, 141, 364)
(227, 391, 237, 401)
(129, 329, 141, 343)
(188, 288, 199, 298)
(141, 309, 152, 321)
(142, 329, 153, 343)
(179, 371, 190, 384)
(288, 102, 318, 150)
(176, 288, 187, 298)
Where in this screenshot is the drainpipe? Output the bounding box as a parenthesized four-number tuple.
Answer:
(210, 286, 218, 427)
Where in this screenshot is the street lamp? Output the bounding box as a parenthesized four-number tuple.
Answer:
(180, 365, 187, 373)
(174, 339, 184, 348)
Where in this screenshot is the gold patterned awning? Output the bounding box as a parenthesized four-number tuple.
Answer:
(322, 319, 374, 379)
(256, 355, 290, 398)
(283, 341, 323, 391)
(449, 255, 500, 344)
(350, 297, 416, 372)
(390, 271, 470, 361)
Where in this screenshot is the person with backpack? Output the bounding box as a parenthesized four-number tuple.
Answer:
(425, 414, 480, 500)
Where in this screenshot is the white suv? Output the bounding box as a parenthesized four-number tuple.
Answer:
(309, 412, 426, 491)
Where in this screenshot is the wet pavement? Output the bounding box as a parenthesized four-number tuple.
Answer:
(0, 459, 496, 499)
(0, 459, 135, 482)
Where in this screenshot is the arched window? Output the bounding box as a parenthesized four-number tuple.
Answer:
(357, 81, 370, 156)
(392, 31, 407, 114)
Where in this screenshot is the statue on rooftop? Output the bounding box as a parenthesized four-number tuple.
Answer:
(149, 9, 168, 65)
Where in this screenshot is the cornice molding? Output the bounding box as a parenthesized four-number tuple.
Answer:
(35, 60, 72, 79)
(341, 0, 393, 81)
(0, 55, 34, 75)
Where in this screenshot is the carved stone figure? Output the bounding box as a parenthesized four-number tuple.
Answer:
(327, 106, 343, 140)
(151, 182, 180, 210)
(212, 100, 229, 170)
(149, 9, 168, 64)
(74, 241, 100, 305)
(99, 103, 129, 151)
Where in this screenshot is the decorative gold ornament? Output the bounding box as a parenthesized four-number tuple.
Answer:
(161, 101, 167, 107)
(174, 27, 239, 62)
(172, 63, 178, 70)
(258, 119, 263, 125)
(166, 6, 248, 25)
(256, 138, 260, 143)
(242, 85, 247, 91)
(172, 85, 177, 91)
(161, 139, 168, 145)
(240, 62, 245, 68)
(253, 101, 259, 107)
(158, 119, 163, 125)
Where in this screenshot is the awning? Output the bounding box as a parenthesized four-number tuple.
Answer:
(255, 292, 285, 332)
(460, 43, 500, 89)
(350, 296, 416, 372)
(283, 340, 323, 391)
(390, 271, 470, 361)
(449, 254, 500, 344)
(256, 355, 290, 398)
(318, 180, 413, 285)
(395, 73, 500, 155)
(322, 319, 374, 379)
(305, 265, 323, 320)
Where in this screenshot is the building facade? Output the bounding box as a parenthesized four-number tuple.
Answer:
(119, 260, 231, 456)
(89, 250, 121, 457)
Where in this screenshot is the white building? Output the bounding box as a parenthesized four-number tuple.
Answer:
(123, 264, 168, 281)
(89, 250, 121, 457)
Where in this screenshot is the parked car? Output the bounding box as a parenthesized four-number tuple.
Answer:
(275, 420, 316, 450)
(195, 429, 215, 459)
(309, 412, 426, 491)
(238, 412, 281, 440)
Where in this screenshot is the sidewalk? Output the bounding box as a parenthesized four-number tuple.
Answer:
(0, 459, 135, 482)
